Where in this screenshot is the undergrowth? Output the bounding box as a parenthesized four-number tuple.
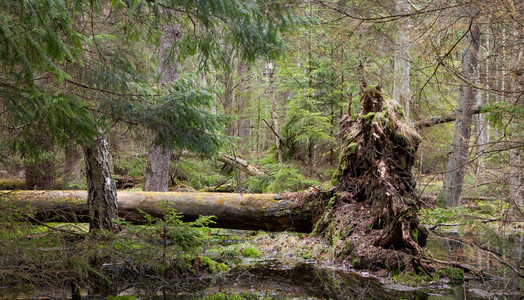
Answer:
(0, 198, 261, 298)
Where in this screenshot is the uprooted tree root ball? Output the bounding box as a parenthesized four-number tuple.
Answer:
(309, 86, 429, 273)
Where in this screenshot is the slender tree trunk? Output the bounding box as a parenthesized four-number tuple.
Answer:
(507, 19, 523, 218)
(475, 32, 490, 173)
(223, 54, 236, 136)
(508, 146, 523, 218)
(144, 23, 179, 191)
(438, 23, 481, 207)
(256, 96, 261, 162)
(267, 63, 282, 164)
(83, 135, 119, 233)
(392, 0, 411, 118)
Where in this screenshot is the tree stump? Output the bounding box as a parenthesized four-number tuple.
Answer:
(313, 86, 428, 272)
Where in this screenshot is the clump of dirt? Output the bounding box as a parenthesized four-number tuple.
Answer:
(310, 86, 429, 273)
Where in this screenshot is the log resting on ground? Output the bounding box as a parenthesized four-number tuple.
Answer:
(1, 190, 312, 232)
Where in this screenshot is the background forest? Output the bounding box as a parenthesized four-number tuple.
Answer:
(1, 0, 521, 212)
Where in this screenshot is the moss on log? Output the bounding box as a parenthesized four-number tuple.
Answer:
(1, 190, 312, 232)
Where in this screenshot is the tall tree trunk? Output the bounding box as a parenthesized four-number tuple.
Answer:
(223, 52, 236, 136)
(144, 23, 179, 192)
(438, 23, 481, 207)
(475, 32, 490, 173)
(508, 146, 523, 218)
(83, 135, 119, 233)
(24, 135, 55, 190)
(392, 0, 411, 118)
(507, 19, 523, 218)
(267, 63, 282, 165)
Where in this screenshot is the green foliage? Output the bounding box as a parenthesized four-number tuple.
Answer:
(435, 267, 464, 283)
(174, 158, 228, 190)
(265, 165, 320, 193)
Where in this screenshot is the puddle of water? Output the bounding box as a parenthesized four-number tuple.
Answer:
(1, 231, 522, 299)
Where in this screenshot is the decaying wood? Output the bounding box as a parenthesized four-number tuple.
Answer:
(312, 86, 428, 272)
(216, 154, 265, 177)
(180, 151, 266, 177)
(2, 190, 311, 232)
(416, 107, 483, 129)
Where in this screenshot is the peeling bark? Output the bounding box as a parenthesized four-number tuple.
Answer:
(83, 136, 120, 233)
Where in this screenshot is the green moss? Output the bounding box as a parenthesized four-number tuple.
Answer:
(362, 112, 376, 121)
(435, 267, 464, 282)
(241, 247, 261, 258)
(351, 255, 361, 268)
(392, 271, 433, 286)
(0, 178, 25, 190)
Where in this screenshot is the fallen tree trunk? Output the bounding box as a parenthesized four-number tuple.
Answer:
(1, 190, 311, 232)
(416, 107, 483, 129)
(180, 151, 266, 176)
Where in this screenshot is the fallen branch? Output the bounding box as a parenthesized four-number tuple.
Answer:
(416, 107, 483, 129)
(179, 151, 266, 177)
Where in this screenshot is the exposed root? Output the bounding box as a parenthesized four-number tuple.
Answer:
(313, 86, 428, 273)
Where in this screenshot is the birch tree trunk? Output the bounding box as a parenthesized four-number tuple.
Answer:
(392, 0, 411, 118)
(474, 32, 490, 173)
(438, 23, 481, 207)
(83, 135, 120, 233)
(144, 23, 179, 192)
(267, 62, 282, 165)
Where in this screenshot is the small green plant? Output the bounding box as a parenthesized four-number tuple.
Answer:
(241, 246, 261, 258)
(435, 267, 464, 283)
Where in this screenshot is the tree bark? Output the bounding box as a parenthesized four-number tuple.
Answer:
(392, 0, 411, 118)
(144, 141, 171, 191)
(83, 136, 120, 233)
(474, 32, 490, 173)
(267, 63, 282, 164)
(144, 23, 180, 192)
(5, 190, 312, 232)
(438, 23, 481, 207)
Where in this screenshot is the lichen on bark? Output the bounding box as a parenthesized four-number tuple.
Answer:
(313, 86, 428, 272)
